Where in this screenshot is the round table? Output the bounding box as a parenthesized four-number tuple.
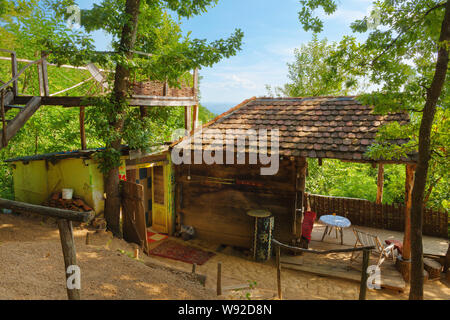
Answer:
(319, 215, 351, 245)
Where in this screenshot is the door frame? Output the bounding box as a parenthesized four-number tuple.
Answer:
(151, 162, 169, 234)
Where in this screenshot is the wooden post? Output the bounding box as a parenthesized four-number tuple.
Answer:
(403, 164, 416, 260)
(444, 243, 450, 273)
(10, 52, 18, 96)
(37, 52, 49, 96)
(216, 262, 222, 296)
(294, 157, 307, 237)
(184, 106, 192, 135)
(359, 249, 370, 300)
(79, 107, 86, 150)
(192, 263, 197, 274)
(276, 244, 282, 299)
(192, 68, 199, 132)
(376, 164, 384, 204)
(1, 90, 7, 148)
(192, 105, 199, 132)
(57, 219, 81, 300)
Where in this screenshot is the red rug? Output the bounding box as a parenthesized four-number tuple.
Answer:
(147, 231, 168, 243)
(148, 240, 215, 265)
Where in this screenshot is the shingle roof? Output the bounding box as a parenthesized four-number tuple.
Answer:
(173, 96, 414, 162)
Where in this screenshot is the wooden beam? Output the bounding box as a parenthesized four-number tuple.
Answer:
(403, 163, 416, 260)
(37, 52, 49, 96)
(185, 106, 192, 134)
(276, 245, 282, 300)
(13, 95, 198, 107)
(10, 52, 18, 96)
(193, 68, 199, 97)
(192, 105, 199, 132)
(0, 97, 41, 149)
(0, 198, 94, 222)
(294, 157, 307, 237)
(79, 107, 86, 150)
(376, 164, 384, 204)
(57, 219, 81, 300)
(216, 262, 222, 296)
(359, 249, 370, 300)
(1, 90, 7, 147)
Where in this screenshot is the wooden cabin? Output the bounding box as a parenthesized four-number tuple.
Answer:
(160, 96, 416, 249)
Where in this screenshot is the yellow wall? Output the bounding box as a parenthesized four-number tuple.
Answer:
(12, 157, 108, 214)
(13, 160, 49, 205)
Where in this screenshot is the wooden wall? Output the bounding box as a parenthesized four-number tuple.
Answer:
(174, 159, 297, 248)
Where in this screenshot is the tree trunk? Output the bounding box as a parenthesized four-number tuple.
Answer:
(409, 0, 450, 300)
(104, 0, 141, 237)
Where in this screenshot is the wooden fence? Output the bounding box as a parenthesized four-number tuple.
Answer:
(306, 193, 449, 238)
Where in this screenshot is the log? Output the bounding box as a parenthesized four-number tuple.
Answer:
(396, 256, 411, 282)
(79, 106, 86, 150)
(359, 249, 370, 300)
(423, 258, 442, 279)
(57, 219, 80, 300)
(0, 96, 41, 149)
(217, 262, 222, 296)
(403, 164, 416, 260)
(276, 245, 282, 300)
(192, 105, 199, 132)
(376, 164, 384, 204)
(10, 52, 18, 96)
(185, 106, 192, 134)
(0, 198, 94, 222)
(444, 244, 450, 273)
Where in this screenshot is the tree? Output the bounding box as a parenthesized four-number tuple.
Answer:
(268, 34, 355, 97)
(44, 0, 243, 237)
(297, 0, 450, 299)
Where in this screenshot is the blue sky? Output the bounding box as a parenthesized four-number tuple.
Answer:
(78, 0, 374, 113)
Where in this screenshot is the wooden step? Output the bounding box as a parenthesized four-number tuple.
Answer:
(5, 105, 24, 110)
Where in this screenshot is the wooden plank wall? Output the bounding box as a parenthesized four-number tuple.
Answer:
(175, 159, 297, 248)
(306, 193, 448, 238)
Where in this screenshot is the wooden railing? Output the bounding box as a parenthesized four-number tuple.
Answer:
(0, 198, 94, 300)
(272, 239, 375, 300)
(306, 193, 449, 238)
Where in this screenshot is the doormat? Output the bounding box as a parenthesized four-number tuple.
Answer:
(147, 231, 168, 243)
(148, 240, 215, 265)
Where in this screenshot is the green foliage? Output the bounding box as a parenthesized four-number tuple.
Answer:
(0, 0, 221, 198)
(67, 0, 243, 173)
(306, 159, 406, 204)
(296, 0, 449, 211)
(267, 35, 355, 97)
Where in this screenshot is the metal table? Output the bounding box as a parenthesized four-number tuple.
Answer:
(319, 214, 351, 245)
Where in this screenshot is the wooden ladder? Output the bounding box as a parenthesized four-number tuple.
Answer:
(0, 89, 41, 149)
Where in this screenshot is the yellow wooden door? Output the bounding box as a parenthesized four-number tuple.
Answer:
(152, 165, 168, 233)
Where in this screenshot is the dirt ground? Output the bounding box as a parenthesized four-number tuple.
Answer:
(0, 213, 213, 300)
(0, 212, 449, 300)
